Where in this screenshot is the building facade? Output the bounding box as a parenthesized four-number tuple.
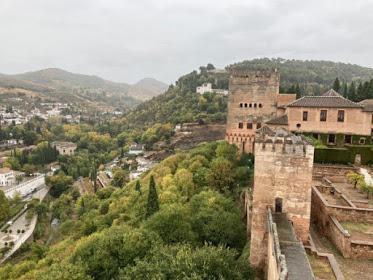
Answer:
(226, 69, 373, 152)
(0, 168, 15, 187)
(249, 127, 314, 270)
(52, 142, 77, 156)
(280, 90, 373, 145)
(225, 69, 297, 153)
(196, 82, 229, 95)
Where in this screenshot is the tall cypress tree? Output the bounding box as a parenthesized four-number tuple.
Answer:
(357, 82, 364, 101)
(146, 175, 159, 218)
(342, 82, 348, 97)
(349, 81, 357, 101)
(295, 83, 301, 99)
(333, 78, 341, 92)
(135, 180, 142, 195)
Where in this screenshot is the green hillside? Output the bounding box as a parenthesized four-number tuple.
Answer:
(0, 142, 254, 280)
(229, 58, 373, 95)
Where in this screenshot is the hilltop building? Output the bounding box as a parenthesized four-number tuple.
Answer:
(196, 82, 229, 95)
(226, 69, 373, 152)
(52, 141, 77, 156)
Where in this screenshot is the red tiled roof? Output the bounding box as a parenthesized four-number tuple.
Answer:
(266, 114, 288, 125)
(287, 89, 361, 108)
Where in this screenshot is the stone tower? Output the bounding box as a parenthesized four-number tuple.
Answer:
(225, 69, 280, 153)
(249, 126, 314, 269)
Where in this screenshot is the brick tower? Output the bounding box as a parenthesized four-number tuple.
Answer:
(225, 69, 280, 153)
(249, 126, 314, 269)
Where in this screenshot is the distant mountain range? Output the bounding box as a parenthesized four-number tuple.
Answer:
(0, 68, 168, 108)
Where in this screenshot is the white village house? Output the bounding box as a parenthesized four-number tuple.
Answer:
(128, 144, 144, 155)
(0, 167, 16, 187)
(196, 82, 228, 95)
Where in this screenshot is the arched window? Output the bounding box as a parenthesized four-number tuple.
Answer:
(239, 103, 243, 108)
(254, 103, 257, 108)
(249, 103, 252, 108)
(259, 103, 262, 108)
(244, 103, 248, 108)
(275, 198, 283, 213)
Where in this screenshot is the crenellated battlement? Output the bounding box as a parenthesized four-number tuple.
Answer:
(254, 141, 313, 157)
(254, 126, 314, 156)
(229, 68, 279, 83)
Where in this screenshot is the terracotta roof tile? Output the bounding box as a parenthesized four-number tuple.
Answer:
(266, 115, 288, 125)
(287, 89, 361, 108)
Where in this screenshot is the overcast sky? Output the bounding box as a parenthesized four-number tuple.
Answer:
(1, 0, 373, 84)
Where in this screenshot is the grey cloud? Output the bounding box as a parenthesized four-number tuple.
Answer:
(0, 0, 372, 83)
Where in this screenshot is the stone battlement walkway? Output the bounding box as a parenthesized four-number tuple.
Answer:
(273, 213, 314, 280)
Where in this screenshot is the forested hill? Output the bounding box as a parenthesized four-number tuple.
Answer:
(124, 68, 228, 128)
(229, 58, 373, 95)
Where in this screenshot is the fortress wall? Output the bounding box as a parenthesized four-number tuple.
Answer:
(250, 139, 314, 268)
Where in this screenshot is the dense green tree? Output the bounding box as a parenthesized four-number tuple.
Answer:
(118, 244, 254, 280)
(174, 168, 195, 200)
(342, 82, 348, 97)
(50, 193, 74, 220)
(40, 263, 92, 280)
(23, 131, 38, 145)
(146, 176, 159, 218)
(112, 168, 127, 188)
(70, 227, 159, 280)
(0, 190, 10, 223)
(215, 141, 237, 162)
(349, 81, 357, 101)
(206, 63, 215, 70)
(46, 172, 74, 198)
(135, 180, 142, 194)
(144, 204, 196, 244)
(189, 191, 246, 249)
(333, 77, 341, 92)
(207, 157, 235, 193)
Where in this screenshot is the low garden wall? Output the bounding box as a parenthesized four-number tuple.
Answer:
(311, 186, 373, 259)
(313, 164, 357, 181)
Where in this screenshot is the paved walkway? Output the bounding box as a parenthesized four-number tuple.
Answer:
(273, 213, 314, 280)
(4, 175, 45, 199)
(0, 186, 49, 264)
